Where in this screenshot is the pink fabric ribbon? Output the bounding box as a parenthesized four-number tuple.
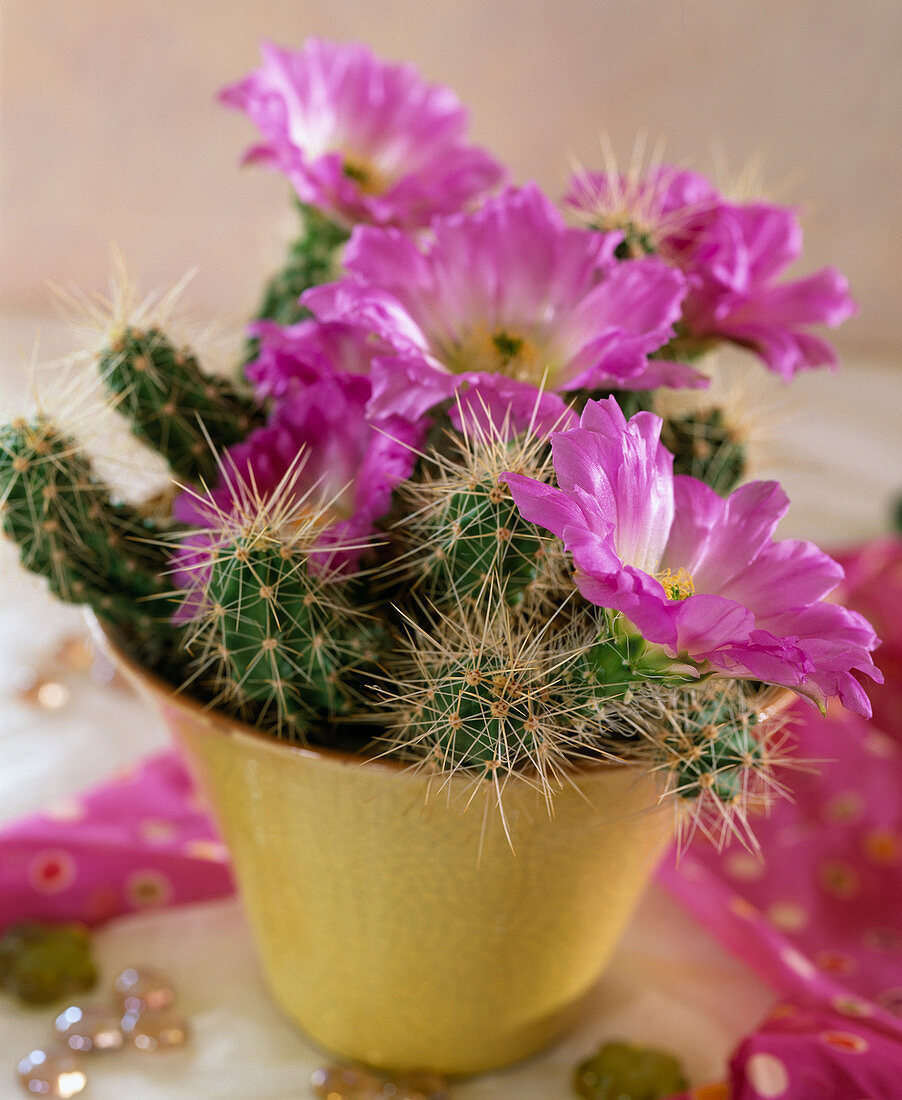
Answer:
(663, 536, 902, 1097)
(0, 752, 232, 930)
(2, 535, 901, 1097)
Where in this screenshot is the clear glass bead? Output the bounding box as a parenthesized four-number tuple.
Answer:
(54, 1004, 124, 1052)
(310, 1064, 450, 1099)
(16, 1048, 87, 1098)
(123, 1007, 189, 1052)
(112, 966, 175, 1014)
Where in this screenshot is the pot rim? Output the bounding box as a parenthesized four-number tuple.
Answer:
(86, 610, 414, 774)
(86, 610, 794, 787)
(90, 613, 638, 784)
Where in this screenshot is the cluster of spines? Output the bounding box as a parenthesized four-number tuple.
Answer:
(395, 424, 555, 607)
(97, 327, 264, 485)
(645, 681, 790, 848)
(665, 692, 764, 803)
(379, 600, 611, 793)
(0, 415, 178, 641)
(183, 503, 382, 739)
(379, 574, 790, 846)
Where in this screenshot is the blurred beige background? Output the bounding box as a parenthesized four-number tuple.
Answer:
(2, 0, 901, 355)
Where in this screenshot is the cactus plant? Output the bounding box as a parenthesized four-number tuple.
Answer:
(244, 201, 350, 361)
(395, 421, 555, 607)
(665, 689, 766, 805)
(660, 404, 747, 495)
(381, 597, 603, 784)
(0, 37, 878, 851)
(97, 327, 264, 485)
(0, 415, 181, 654)
(0, 301, 870, 834)
(182, 492, 382, 738)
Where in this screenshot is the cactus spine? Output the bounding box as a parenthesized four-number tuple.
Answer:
(383, 600, 612, 786)
(97, 327, 264, 485)
(397, 426, 554, 607)
(184, 496, 382, 738)
(661, 406, 746, 496)
(657, 686, 770, 805)
(0, 416, 179, 642)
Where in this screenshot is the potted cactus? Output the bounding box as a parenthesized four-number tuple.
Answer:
(0, 38, 881, 1076)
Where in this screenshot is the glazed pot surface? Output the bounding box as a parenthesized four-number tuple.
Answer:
(108, 635, 669, 1076)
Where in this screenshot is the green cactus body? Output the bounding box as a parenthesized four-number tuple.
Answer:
(0, 416, 177, 638)
(385, 603, 620, 782)
(661, 406, 746, 495)
(667, 691, 763, 803)
(98, 327, 263, 485)
(400, 433, 554, 607)
(423, 479, 546, 602)
(612, 225, 657, 260)
(399, 650, 551, 773)
(199, 531, 379, 737)
(576, 632, 649, 700)
(573, 1039, 688, 1100)
(587, 219, 656, 262)
(245, 202, 350, 354)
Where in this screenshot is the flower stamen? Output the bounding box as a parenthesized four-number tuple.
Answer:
(656, 566, 695, 601)
(341, 155, 388, 195)
(447, 323, 547, 382)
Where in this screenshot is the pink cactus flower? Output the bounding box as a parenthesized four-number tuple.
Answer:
(244, 318, 385, 402)
(220, 38, 505, 229)
(303, 185, 699, 436)
(502, 397, 881, 715)
(565, 166, 856, 378)
(174, 368, 421, 582)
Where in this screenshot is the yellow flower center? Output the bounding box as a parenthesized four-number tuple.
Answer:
(446, 324, 548, 383)
(656, 567, 695, 601)
(342, 155, 388, 195)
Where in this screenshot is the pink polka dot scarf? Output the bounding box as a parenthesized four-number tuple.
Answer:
(663, 537, 902, 1098)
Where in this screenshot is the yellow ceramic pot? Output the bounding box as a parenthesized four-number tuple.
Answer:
(108, 639, 669, 1076)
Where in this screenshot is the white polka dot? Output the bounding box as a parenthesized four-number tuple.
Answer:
(831, 994, 873, 1018)
(27, 849, 77, 894)
(823, 791, 864, 824)
(43, 798, 85, 823)
(138, 819, 179, 845)
(877, 986, 902, 1016)
(726, 852, 767, 881)
(780, 945, 817, 979)
(864, 730, 897, 758)
(678, 858, 705, 881)
(747, 1052, 789, 1097)
(819, 1030, 869, 1053)
(184, 839, 229, 863)
(125, 869, 172, 907)
(768, 902, 808, 931)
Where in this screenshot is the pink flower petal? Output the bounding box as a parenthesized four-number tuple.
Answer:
(566, 165, 855, 379)
(304, 186, 693, 433)
(220, 39, 505, 228)
(503, 397, 881, 710)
